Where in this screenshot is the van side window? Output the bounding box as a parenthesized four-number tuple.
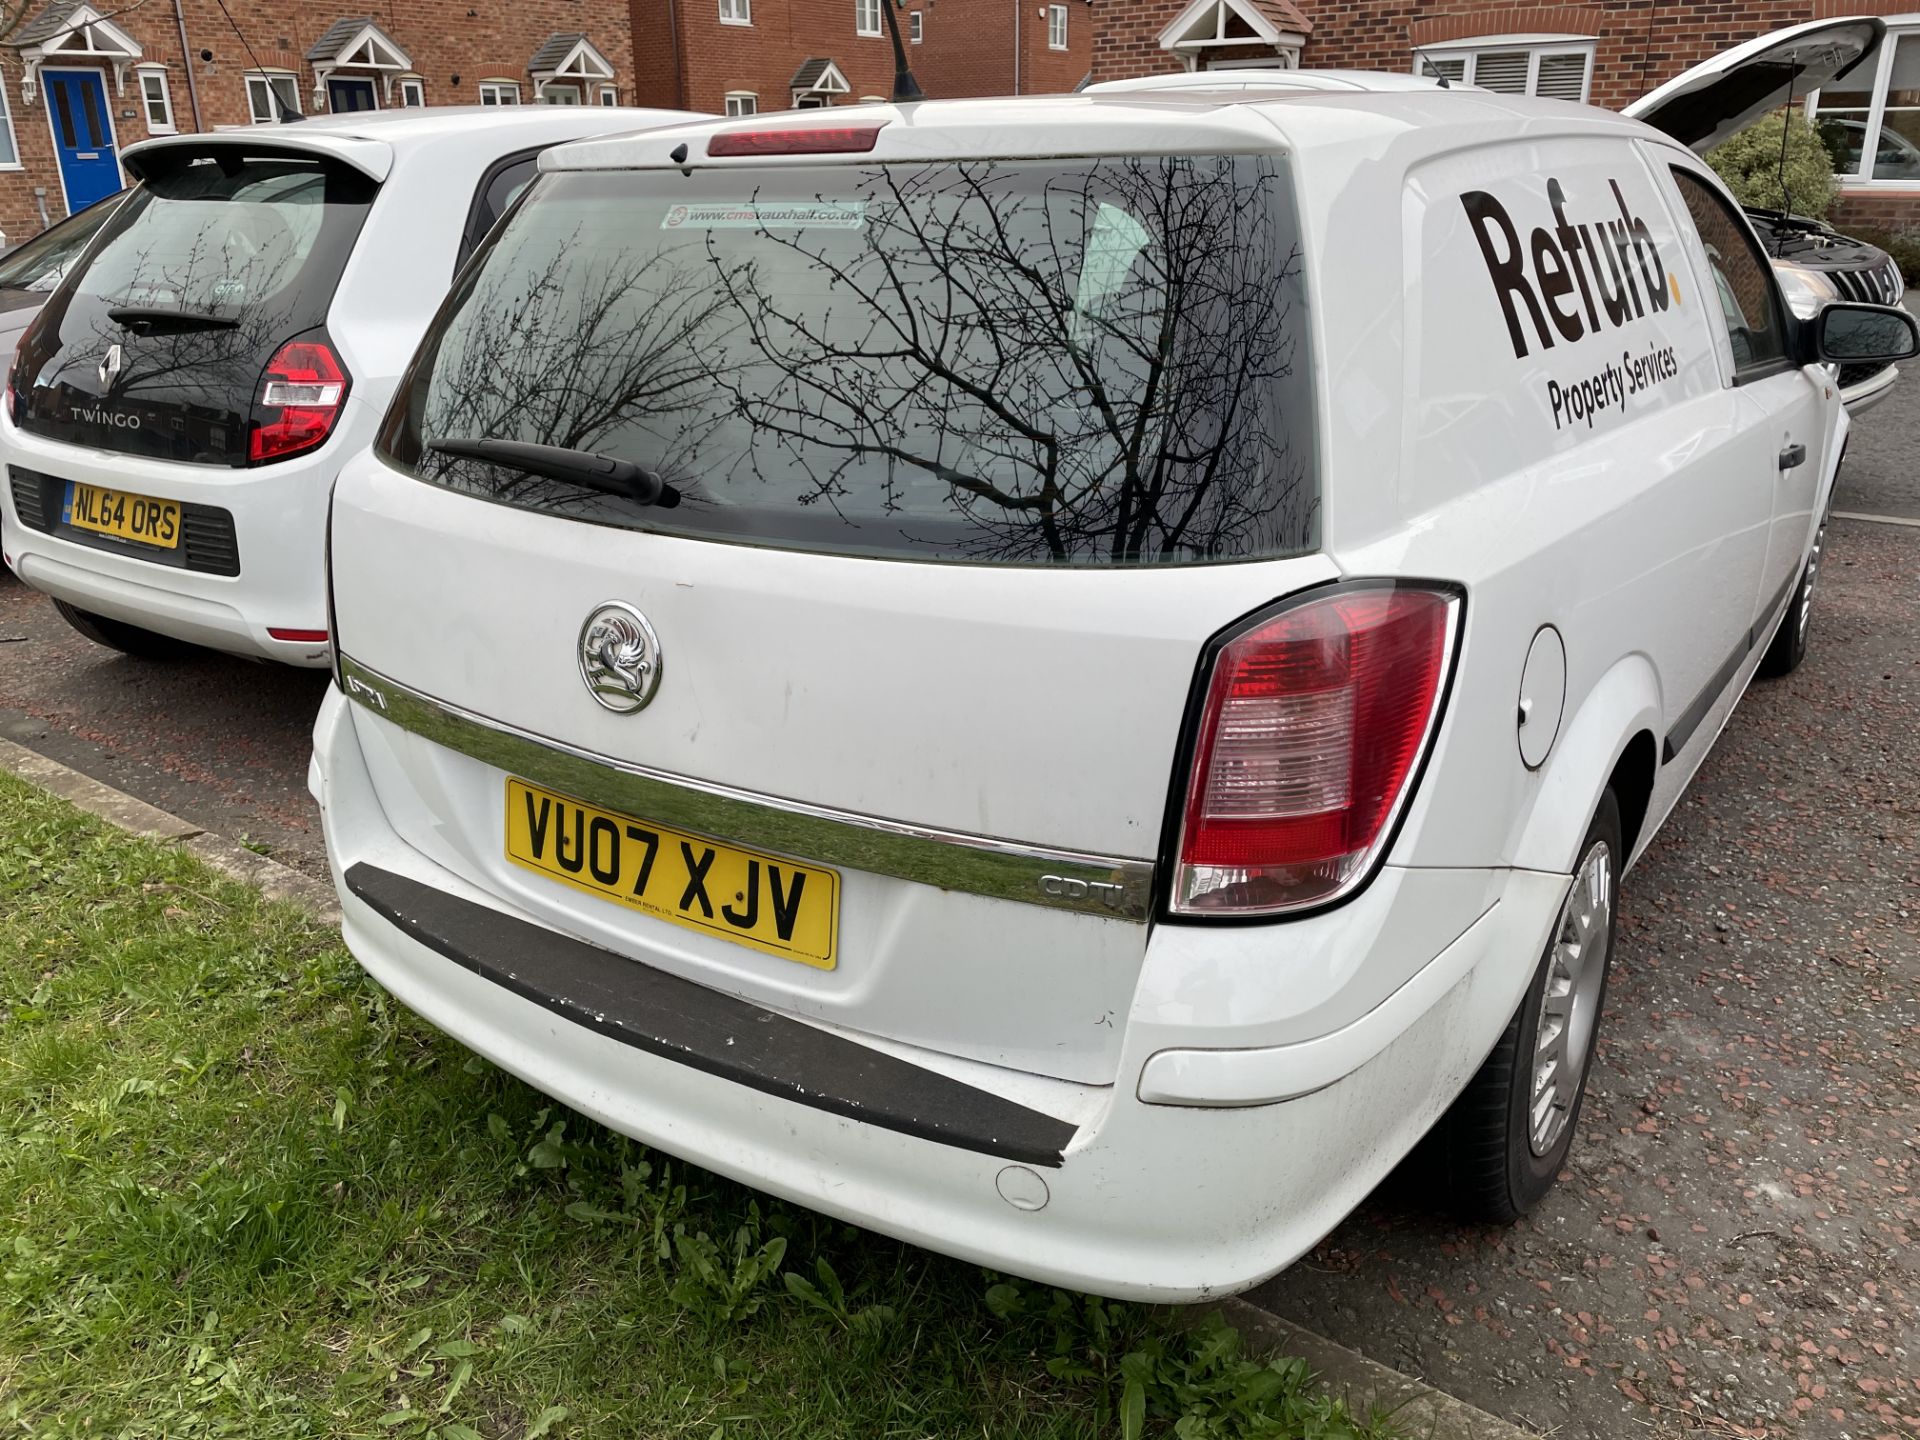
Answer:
(1669, 168, 1788, 379)
(458, 152, 543, 270)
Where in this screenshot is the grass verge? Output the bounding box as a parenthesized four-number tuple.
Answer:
(0, 772, 1394, 1439)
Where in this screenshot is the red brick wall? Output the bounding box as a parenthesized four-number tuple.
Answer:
(1829, 188, 1920, 231)
(913, 0, 1090, 97)
(0, 0, 634, 240)
(631, 0, 902, 113)
(628, 0, 1086, 116)
(1089, 0, 1920, 228)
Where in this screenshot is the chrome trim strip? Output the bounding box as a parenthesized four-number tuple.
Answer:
(337, 654, 1154, 922)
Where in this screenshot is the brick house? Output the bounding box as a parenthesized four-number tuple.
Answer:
(629, 0, 1091, 117)
(0, 0, 635, 241)
(1090, 0, 1920, 231)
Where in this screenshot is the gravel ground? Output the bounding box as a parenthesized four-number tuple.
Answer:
(0, 579, 330, 874)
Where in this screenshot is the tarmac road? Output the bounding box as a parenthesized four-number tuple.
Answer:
(2, 364, 1916, 1439)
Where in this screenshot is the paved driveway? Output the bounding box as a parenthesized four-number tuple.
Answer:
(2, 362, 1916, 1440)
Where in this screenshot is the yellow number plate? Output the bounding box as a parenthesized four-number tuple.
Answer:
(64, 482, 181, 550)
(504, 777, 839, 970)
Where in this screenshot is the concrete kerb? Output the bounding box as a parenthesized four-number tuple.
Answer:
(0, 736, 1537, 1439)
(0, 735, 340, 924)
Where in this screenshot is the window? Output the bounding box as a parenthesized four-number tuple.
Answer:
(0, 76, 17, 166)
(538, 82, 581, 104)
(1048, 4, 1067, 49)
(460, 152, 543, 268)
(399, 77, 425, 107)
(599, 85, 618, 106)
(909, 9, 922, 42)
(1412, 40, 1592, 101)
(1670, 168, 1788, 378)
(478, 81, 521, 105)
(856, 0, 882, 37)
(138, 70, 175, 132)
(1812, 30, 1920, 183)
(719, 0, 751, 23)
(246, 72, 301, 123)
(385, 154, 1317, 567)
(725, 92, 758, 116)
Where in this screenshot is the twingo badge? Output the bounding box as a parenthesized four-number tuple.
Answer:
(1460, 178, 1676, 360)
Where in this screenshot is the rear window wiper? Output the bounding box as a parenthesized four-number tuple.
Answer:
(428, 437, 680, 509)
(106, 304, 239, 330)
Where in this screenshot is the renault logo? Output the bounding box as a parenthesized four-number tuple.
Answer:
(578, 601, 663, 714)
(98, 343, 122, 389)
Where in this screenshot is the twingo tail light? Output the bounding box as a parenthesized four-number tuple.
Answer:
(1171, 582, 1461, 917)
(249, 336, 349, 464)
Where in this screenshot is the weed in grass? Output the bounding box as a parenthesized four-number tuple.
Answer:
(0, 772, 1399, 1440)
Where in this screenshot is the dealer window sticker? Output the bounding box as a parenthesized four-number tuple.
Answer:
(661, 201, 868, 230)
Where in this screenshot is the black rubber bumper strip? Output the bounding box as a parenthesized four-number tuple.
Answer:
(344, 863, 1075, 1167)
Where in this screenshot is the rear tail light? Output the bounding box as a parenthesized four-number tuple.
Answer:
(707, 125, 886, 157)
(250, 338, 348, 464)
(1171, 583, 1460, 917)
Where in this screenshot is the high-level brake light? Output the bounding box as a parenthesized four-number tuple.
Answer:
(706, 125, 886, 158)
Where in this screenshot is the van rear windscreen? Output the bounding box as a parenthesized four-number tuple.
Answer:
(381, 155, 1317, 566)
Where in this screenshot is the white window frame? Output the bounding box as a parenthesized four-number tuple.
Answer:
(856, 0, 883, 38)
(398, 75, 425, 106)
(1808, 19, 1920, 188)
(598, 84, 618, 105)
(478, 80, 521, 105)
(719, 0, 751, 24)
(1409, 35, 1594, 102)
(1047, 4, 1067, 50)
(909, 9, 922, 42)
(246, 70, 302, 123)
(535, 79, 582, 104)
(724, 91, 758, 116)
(136, 64, 174, 132)
(0, 71, 22, 168)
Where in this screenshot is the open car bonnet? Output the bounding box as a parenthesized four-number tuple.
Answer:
(1625, 17, 1884, 153)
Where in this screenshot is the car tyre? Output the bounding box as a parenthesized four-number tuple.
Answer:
(52, 600, 197, 661)
(1433, 790, 1622, 1223)
(1757, 510, 1828, 680)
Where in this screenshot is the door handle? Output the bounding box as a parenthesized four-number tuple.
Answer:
(1778, 442, 1806, 471)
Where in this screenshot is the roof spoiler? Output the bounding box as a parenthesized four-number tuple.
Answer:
(121, 130, 395, 184)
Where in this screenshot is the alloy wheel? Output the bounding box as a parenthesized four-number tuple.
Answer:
(1527, 838, 1613, 1156)
(1797, 515, 1828, 645)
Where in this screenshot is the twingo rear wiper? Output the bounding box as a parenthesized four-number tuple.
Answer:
(106, 304, 240, 330)
(429, 437, 681, 509)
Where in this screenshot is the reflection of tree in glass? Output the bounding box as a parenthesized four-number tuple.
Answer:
(699, 156, 1310, 564)
(411, 233, 732, 513)
(74, 231, 304, 405)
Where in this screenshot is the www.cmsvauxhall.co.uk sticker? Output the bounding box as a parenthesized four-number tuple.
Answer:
(661, 201, 868, 230)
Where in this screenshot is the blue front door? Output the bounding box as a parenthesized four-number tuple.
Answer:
(45, 71, 119, 214)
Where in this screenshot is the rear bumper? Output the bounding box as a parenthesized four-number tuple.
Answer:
(313, 686, 1572, 1301)
(0, 403, 377, 665)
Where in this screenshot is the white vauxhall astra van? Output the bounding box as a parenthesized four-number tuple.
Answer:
(311, 89, 1918, 1301)
(0, 106, 699, 665)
